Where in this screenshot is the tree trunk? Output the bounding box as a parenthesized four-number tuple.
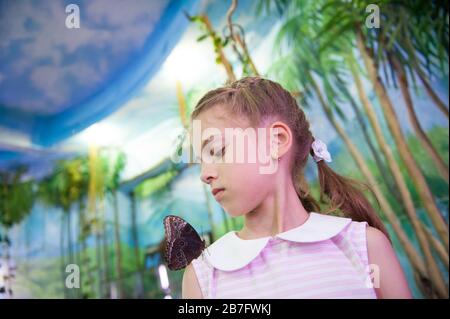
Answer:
(308, 70, 443, 298)
(130, 191, 145, 298)
(66, 211, 71, 263)
(347, 55, 449, 297)
(416, 66, 449, 119)
(100, 202, 110, 298)
(346, 93, 404, 205)
(66, 209, 74, 298)
(402, 36, 449, 119)
(422, 223, 449, 270)
(78, 199, 91, 298)
(112, 192, 124, 298)
(60, 213, 67, 298)
(94, 210, 103, 298)
(356, 29, 449, 252)
(75, 208, 81, 299)
(390, 53, 449, 183)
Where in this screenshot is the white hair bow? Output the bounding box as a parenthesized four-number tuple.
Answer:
(311, 139, 332, 163)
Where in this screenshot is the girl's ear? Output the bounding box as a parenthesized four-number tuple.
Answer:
(269, 121, 292, 160)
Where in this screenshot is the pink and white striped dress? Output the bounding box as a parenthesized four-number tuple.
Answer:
(191, 212, 377, 299)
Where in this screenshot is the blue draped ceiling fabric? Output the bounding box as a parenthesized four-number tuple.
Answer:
(0, 0, 199, 169)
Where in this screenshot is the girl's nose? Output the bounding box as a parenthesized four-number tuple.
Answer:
(200, 164, 218, 185)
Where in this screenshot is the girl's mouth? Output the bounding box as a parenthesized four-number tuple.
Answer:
(212, 188, 225, 200)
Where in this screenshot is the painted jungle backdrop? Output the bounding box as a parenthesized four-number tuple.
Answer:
(0, 0, 448, 298)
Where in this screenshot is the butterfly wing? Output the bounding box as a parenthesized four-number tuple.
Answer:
(163, 215, 205, 270)
(163, 215, 187, 270)
(179, 219, 206, 262)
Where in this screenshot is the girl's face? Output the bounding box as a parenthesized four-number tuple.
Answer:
(192, 104, 278, 217)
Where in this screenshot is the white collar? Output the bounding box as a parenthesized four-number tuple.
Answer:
(203, 212, 351, 271)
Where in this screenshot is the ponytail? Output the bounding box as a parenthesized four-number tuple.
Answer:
(295, 172, 321, 213)
(315, 157, 390, 240)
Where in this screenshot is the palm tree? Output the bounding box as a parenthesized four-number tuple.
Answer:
(318, 0, 448, 297)
(345, 53, 448, 296)
(38, 158, 88, 298)
(393, 1, 449, 119)
(311, 12, 449, 293)
(96, 154, 111, 298)
(292, 0, 450, 253)
(339, 84, 404, 205)
(355, 27, 449, 251)
(72, 155, 94, 299)
(129, 191, 145, 298)
(38, 177, 69, 298)
(389, 51, 448, 183)
(350, 2, 449, 249)
(295, 0, 449, 255)
(103, 149, 126, 298)
(368, 3, 449, 183)
(77, 189, 94, 298)
(87, 145, 107, 298)
(276, 50, 438, 296)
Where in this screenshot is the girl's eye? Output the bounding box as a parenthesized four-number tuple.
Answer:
(215, 146, 226, 157)
(208, 146, 225, 158)
(196, 145, 226, 163)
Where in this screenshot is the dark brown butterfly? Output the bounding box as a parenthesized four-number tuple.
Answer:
(163, 215, 206, 271)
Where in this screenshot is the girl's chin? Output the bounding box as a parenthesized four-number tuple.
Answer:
(222, 206, 246, 218)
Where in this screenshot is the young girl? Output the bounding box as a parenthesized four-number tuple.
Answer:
(182, 77, 412, 299)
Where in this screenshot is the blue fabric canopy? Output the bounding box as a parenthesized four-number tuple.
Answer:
(0, 0, 199, 148)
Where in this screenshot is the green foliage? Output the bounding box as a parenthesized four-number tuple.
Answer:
(214, 215, 244, 239)
(100, 149, 127, 195)
(38, 157, 89, 212)
(37, 148, 126, 220)
(31, 150, 128, 298)
(0, 166, 34, 228)
(268, 0, 355, 122)
(13, 258, 64, 298)
(407, 126, 449, 201)
(134, 170, 179, 199)
(187, 14, 230, 67)
(188, 11, 258, 78)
